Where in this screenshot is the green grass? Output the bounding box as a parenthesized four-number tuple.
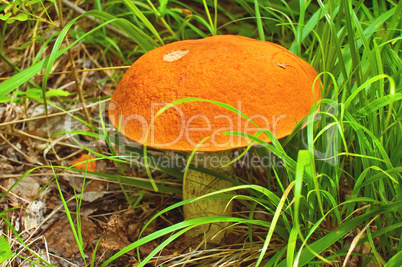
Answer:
(0, 0, 401, 266)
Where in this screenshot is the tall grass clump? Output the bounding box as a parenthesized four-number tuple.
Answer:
(0, 0, 401, 266)
(101, 0, 402, 266)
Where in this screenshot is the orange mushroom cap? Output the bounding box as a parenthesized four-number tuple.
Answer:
(109, 35, 321, 152)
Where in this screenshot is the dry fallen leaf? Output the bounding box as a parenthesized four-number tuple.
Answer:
(44, 216, 99, 258)
(24, 200, 46, 230)
(100, 208, 139, 253)
(3, 176, 41, 203)
(26, 105, 67, 137)
(0, 157, 14, 174)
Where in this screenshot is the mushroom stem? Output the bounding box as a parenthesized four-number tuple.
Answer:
(183, 150, 234, 244)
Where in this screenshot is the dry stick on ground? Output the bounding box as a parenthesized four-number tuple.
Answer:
(56, 0, 91, 126)
(56, 0, 107, 155)
(342, 215, 382, 267)
(80, 43, 115, 80)
(0, 100, 109, 128)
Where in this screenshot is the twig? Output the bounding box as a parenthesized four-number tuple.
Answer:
(57, 0, 92, 126)
(0, 99, 109, 128)
(342, 215, 380, 267)
(0, 185, 31, 204)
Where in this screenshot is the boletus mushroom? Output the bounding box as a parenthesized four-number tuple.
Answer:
(108, 35, 320, 244)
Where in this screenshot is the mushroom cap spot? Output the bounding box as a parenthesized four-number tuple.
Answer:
(163, 49, 189, 62)
(109, 35, 321, 152)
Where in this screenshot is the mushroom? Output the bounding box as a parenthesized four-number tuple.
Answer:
(108, 35, 320, 243)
